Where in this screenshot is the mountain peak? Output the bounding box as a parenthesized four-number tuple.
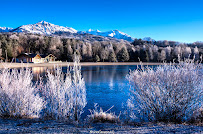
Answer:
(0, 27, 13, 32)
(86, 29, 134, 42)
(143, 37, 155, 42)
(0, 21, 134, 42)
(88, 29, 101, 32)
(38, 20, 48, 23)
(39, 20, 47, 23)
(87, 29, 93, 31)
(37, 20, 52, 26)
(12, 21, 77, 34)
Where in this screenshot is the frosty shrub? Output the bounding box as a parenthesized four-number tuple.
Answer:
(88, 103, 119, 123)
(42, 66, 72, 120)
(42, 56, 87, 121)
(0, 67, 44, 118)
(127, 59, 203, 123)
(71, 56, 87, 121)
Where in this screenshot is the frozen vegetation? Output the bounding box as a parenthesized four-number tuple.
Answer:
(0, 67, 44, 118)
(0, 58, 202, 133)
(0, 56, 86, 121)
(41, 56, 86, 121)
(88, 103, 120, 123)
(127, 58, 203, 123)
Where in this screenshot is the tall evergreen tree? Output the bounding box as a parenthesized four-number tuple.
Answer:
(67, 44, 73, 62)
(108, 51, 117, 62)
(117, 47, 129, 62)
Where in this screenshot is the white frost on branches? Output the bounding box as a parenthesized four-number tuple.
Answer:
(127, 59, 203, 122)
(0, 68, 44, 118)
(42, 56, 87, 120)
(0, 56, 86, 121)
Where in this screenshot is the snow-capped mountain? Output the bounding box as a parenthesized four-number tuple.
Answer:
(0, 27, 13, 32)
(0, 21, 134, 42)
(85, 29, 134, 42)
(86, 29, 101, 35)
(143, 37, 155, 42)
(11, 21, 77, 34)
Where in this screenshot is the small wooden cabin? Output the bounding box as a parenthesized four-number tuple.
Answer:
(16, 53, 56, 63)
(41, 54, 56, 63)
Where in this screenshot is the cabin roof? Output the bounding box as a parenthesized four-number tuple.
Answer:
(40, 54, 47, 58)
(17, 53, 55, 58)
(29, 54, 38, 58)
(46, 54, 56, 58)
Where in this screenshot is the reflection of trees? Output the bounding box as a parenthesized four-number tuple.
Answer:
(31, 65, 137, 85)
(81, 65, 134, 91)
(32, 65, 137, 92)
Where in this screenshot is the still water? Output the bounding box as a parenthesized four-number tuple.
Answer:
(32, 65, 139, 117)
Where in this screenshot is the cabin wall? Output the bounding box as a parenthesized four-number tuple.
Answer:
(32, 57, 41, 63)
(17, 55, 32, 63)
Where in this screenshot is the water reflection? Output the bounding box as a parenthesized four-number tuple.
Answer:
(32, 67, 45, 74)
(31, 65, 138, 117)
(32, 66, 55, 80)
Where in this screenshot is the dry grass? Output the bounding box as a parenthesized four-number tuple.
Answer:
(88, 104, 120, 123)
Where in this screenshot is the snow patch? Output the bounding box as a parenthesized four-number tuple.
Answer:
(0, 27, 13, 32)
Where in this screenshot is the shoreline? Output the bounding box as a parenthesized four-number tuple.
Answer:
(0, 62, 163, 68)
(0, 119, 202, 133)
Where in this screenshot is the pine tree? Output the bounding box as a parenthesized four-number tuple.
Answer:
(74, 49, 82, 61)
(159, 49, 166, 62)
(117, 47, 129, 62)
(67, 44, 73, 62)
(108, 51, 117, 62)
(100, 47, 109, 62)
(95, 55, 100, 62)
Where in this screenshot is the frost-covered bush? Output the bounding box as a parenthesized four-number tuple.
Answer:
(88, 104, 119, 123)
(0, 68, 44, 118)
(127, 59, 203, 123)
(41, 66, 72, 120)
(42, 56, 87, 121)
(71, 56, 87, 121)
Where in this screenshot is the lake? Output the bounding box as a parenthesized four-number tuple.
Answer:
(31, 65, 141, 118)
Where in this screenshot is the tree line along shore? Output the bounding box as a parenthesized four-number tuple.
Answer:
(0, 33, 202, 63)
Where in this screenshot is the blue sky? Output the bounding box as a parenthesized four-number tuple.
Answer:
(0, 0, 202, 43)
